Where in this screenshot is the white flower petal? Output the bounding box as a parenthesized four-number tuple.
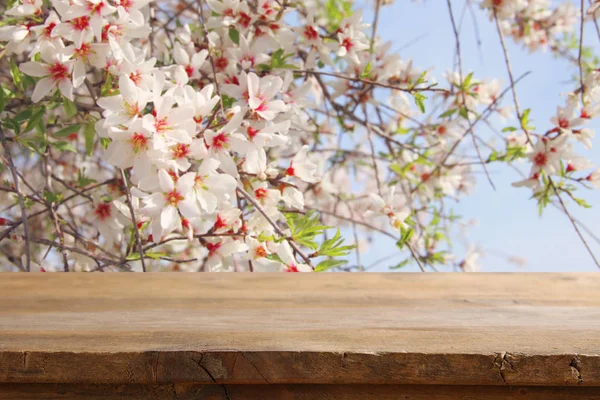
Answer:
(179, 197, 201, 219)
(20, 62, 49, 77)
(58, 79, 74, 100)
(160, 206, 178, 229)
(177, 172, 196, 193)
(158, 169, 175, 192)
(31, 77, 55, 103)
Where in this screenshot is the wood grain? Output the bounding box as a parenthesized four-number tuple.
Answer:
(1, 384, 600, 400)
(0, 273, 599, 387)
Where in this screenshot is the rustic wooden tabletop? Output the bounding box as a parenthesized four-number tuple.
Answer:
(0, 273, 599, 399)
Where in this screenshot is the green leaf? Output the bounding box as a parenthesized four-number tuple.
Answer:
(0, 85, 5, 114)
(43, 190, 63, 204)
(502, 126, 517, 132)
(396, 125, 411, 135)
(2, 118, 20, 135)
(22, 75, 36, 91)
(390, 258, 410, 270)
(77, 168, 97, 187)
(221, 94, 236, 109)
(228, 27, 240, 45)
(257, 232, 276, 242)
(22, 196, 36, 209)
(520, 108, 531, 128)
(257, 63, 271, 73)
(101, 73, 114, 97)
(52, 141, 77, 153)
(16, 134, 48, 153)
(324, 0, 352, 30)
(429, 251, 448, 264)
(278, 63, 299, 69)
(265, 253, 283, 264)
(318, 229, 356, 257)
(533, 176, 551, 216)
(413, 93, 426, 113)
(433, 231, 447, 243)
(125, 253, 140, 261)
(574, 197, 592, 208)
(504, 145, 527, 161)
(389, 163, 403, 176)
(489, 145, 527, 163)
(146, 251, 167, 260)
(5, 0, 19, 11)
(361, 62, 372, 79)
(63, 98, 78, 118)
(100, 137, 111, 149)
(54, 124, 82, 137)
(439, 108, 457, 118)
(414, 70, 428, 86)
(395, 227, 414, 250)
(487, 150, 498, 162)
(285, 211, 332, 250)
(13, 108, 33, 124)
(271, 48, 284, 63)
(315, 259, 347, 272)
(462, 72, 474, 89)
(430, 209, 441, 226)
(24, 107, 45, 134)
(9, 58, 22, 90)
(84, 122, 95, 156)
(269, 49, 297, 70)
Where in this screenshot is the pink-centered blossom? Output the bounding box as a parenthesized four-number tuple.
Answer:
(20, 43, 76, 102)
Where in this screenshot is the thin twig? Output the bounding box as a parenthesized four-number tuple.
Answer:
(296, 70, 447, 93)
(446, 0, 495, 190)
(549, 177, 600, 269)
(120, 169, 147, 272)
(29, 237, 123, 268)
(0, 125, 31, 271)
(236, 185, 314, 269)
(42, 149, 69, 271)
(306, 207, 396, 238)
(143, 232, 243, 251)
(407, 242, 426, 272)
(493, 6, 533, 145)
(0, 179, 116, 241)
(578, 0, 586, 102)
(197, 0, 225, 115)
(363, 105, 382, 194)
(369, 0, 381, 54)
(416, 71, 531, 195)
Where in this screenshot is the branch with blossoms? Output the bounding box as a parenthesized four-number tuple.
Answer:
(0, 0, 599, 272)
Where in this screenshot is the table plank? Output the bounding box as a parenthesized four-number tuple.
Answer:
(1, 384, 600, 400)
(0, 273, 599, 386)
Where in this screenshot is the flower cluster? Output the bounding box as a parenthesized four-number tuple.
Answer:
(481, 0, 577, 52)
(0, 0, 599, 273)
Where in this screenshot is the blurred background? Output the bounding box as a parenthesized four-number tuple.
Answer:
(356, 0, 600, 272)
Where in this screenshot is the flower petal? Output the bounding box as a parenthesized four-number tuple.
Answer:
(160, 205, 178, 229)
(31, 77, 55, 103)
(58, 79, 74, 101)
(20, 62, 48, 77)
(179, 197, 201, 219)
(158, 169, 175, 192)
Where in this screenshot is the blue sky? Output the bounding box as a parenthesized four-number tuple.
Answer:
(355, 0, 600, 272)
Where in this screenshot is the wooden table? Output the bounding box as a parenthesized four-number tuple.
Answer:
(0, 274, 599, 399)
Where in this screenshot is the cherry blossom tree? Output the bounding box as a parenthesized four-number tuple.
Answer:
(0, 0, 599, 272)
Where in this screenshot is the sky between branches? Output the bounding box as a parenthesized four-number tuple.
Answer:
(363, 0, 600, 272)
